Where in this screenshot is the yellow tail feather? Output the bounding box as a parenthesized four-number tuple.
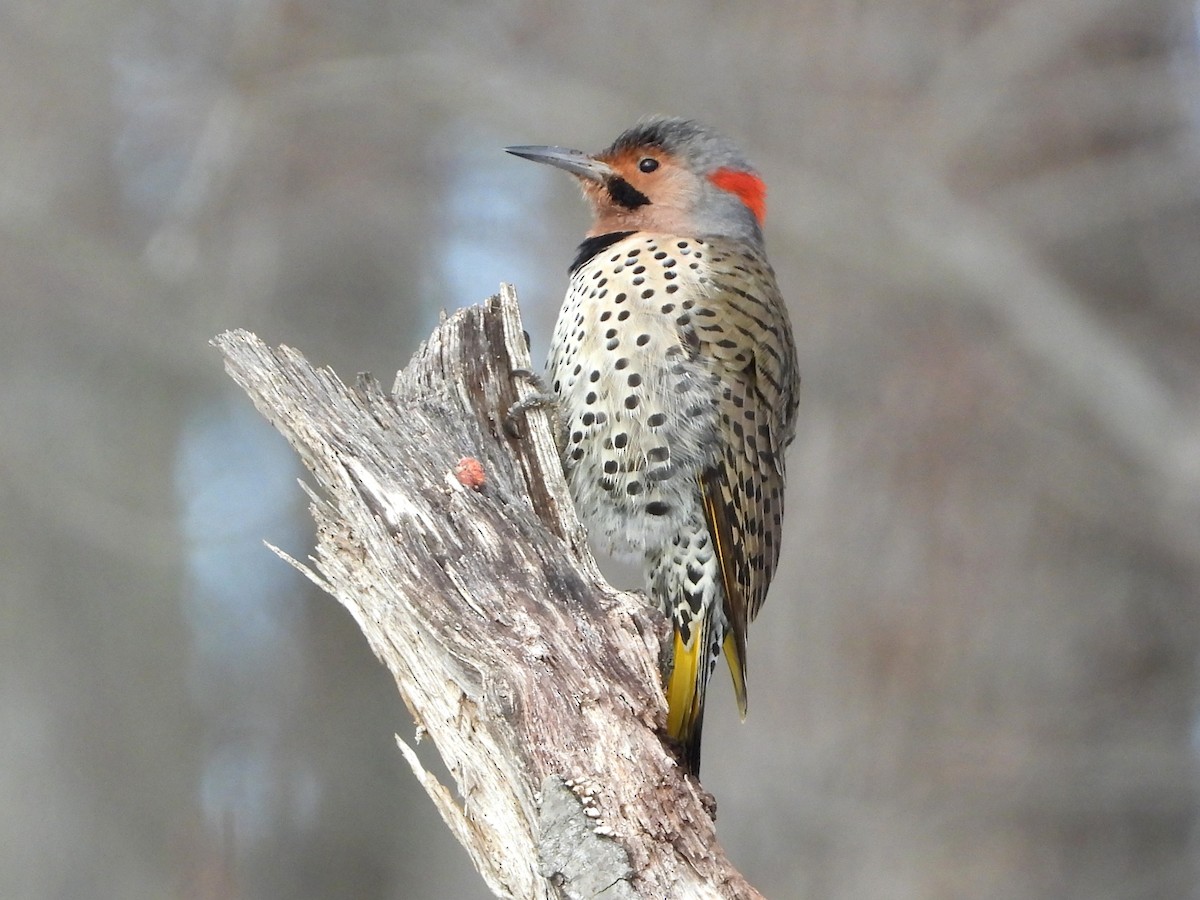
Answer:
(667, 616, 748, 774)
(666, 619, 713, 775)
(667, 630, 702, 739)
(723, 631, 748, 720)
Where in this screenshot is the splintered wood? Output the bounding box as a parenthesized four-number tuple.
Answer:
(213, 285, 763, 900)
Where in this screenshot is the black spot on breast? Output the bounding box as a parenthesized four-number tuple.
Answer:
(681, 328, 701, 358)
(646, 501, 671, 516)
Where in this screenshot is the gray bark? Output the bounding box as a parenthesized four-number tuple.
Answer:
(212, 284, 761, 900)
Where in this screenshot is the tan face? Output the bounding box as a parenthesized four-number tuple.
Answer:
(506, 121, 767, 245)
(580, 147, 701, 237)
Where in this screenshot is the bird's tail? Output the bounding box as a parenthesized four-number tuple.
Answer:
(666, 613, 716, 776)
(665, 612, 748, 776)
(662, 619, 705, 777)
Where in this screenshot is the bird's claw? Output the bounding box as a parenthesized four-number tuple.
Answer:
(504, 369, 555, 438)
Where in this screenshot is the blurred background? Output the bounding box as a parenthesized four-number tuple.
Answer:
(3, 1, 1199, 898)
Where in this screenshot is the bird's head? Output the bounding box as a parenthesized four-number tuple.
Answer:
(506, 117, 766, 244)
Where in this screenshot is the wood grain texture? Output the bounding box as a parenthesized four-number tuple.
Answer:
(212, 285, 763, 899)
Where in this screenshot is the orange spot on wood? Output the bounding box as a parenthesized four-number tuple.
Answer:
(454, 457, 486, 490)
(708, 168, 766, 224)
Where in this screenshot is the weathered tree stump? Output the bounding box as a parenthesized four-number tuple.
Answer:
(212, 284, 762, 899)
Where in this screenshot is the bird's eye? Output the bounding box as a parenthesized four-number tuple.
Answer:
(638, 157, 660, 173)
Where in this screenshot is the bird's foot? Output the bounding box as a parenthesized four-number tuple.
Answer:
(504, 369, 555, 438)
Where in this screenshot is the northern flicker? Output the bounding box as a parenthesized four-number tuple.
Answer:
(507, 118, 799, 775)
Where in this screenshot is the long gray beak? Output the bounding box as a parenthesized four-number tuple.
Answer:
(504, 145, 614, 183)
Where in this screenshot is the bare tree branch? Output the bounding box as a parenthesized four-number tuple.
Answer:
(211, 285, 763, 900)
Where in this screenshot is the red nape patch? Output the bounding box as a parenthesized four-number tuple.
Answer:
(708, 168, 766, 224)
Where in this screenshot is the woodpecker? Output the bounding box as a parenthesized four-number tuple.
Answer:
(507, 118, 799, 775)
